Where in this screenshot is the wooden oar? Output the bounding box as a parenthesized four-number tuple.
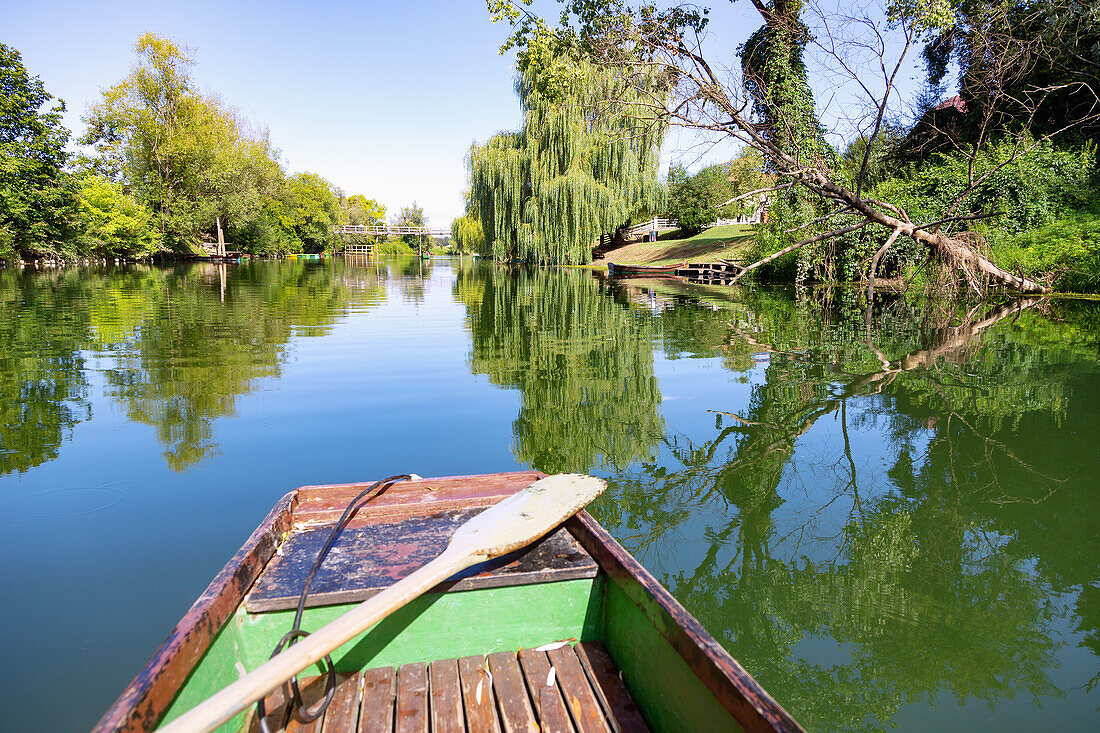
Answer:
(159, 472, 607, 733)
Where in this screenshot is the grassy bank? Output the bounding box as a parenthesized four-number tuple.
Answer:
(594, 224, 755, 266)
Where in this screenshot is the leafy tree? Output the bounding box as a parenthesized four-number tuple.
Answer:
(277, 172, 342, 253)
(187, 106, 282, 255)
(451, 189, 485, 254)
(0, 43, 77, 260)
(667, 166, 713, 234)
(393, 201, 427, 247)
(343, 194, 385, 226)
(75, 175, 161, 257)
(468, 37, 668, 264)
(82, 33, 282, 251)
(451, 214, 484, 254)
(667, 163, 740, 233)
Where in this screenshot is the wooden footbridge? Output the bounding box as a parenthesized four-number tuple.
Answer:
(335, 225, 451, 237)
(333, 224, 450, 256)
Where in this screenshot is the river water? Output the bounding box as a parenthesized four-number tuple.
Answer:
(0, 258, 1097, 731)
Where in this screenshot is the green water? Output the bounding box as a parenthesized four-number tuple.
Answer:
(0, 258, 1097, 731)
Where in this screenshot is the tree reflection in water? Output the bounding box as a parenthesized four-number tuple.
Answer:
(456, 266, 665, 474)
(0, 268, 94, 474)
(496, 276, 1098, 731)
(0, 261, 379, 474)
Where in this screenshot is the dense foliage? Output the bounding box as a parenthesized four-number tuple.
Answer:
(667, 150, 772, 233)
(0, 43, 77, 261)
(0, 35, 404, 262)
(466, 39, 668, 264)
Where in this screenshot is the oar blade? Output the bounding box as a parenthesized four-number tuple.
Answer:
(449, 473, 607, 558)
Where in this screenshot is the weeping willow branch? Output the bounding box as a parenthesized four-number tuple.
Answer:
(467, 44, 669, 264)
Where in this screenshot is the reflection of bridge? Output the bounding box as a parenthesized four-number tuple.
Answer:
(334, 225, 451, 237)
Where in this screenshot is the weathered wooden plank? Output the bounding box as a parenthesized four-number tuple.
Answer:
(285, 675, 333, 733)
(565, 512, 804, 733)
(458, 655, 501, 733)
(573, 643, 649, 733)
(487, 652, 539, 733)
(428, 658, 464, 733)
(396, 664, 429, 733)
(516, 649, 573, 732)
(320, 673, 362, 733)
(539, 687, 576, 733)
(546, 646, 611, 733)
(94, 491, 297, 733)
(358, 667, 396, 733)
(247, 519, 596, 613)
(246, 683, 291, 733)
(294, 471, 544, 526)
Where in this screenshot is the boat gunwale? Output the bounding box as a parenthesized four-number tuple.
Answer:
(566, 512, 804, 733)
(94, 473, 803, 733)
(93, 490, 298, 733)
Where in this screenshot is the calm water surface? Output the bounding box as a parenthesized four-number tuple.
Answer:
(1, 258, 1097, 731)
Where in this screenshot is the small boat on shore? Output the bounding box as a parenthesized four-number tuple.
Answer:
(607, 262, 683, 278)
(95, 471, 802, 732)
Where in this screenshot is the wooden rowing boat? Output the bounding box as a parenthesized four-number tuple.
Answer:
(95, 471, 803, 732)
(606, 262, 683, 278)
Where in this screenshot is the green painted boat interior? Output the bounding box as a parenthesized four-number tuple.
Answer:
(158, 572, 745, 732)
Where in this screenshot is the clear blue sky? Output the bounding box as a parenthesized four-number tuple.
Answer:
(5, 0, 527, 225)
(5, 1, 922, 225)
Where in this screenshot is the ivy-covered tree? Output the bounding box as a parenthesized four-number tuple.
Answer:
(0, 43, 77, 261)
(489, 0, 1086, 293)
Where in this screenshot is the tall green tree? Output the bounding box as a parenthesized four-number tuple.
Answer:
(468, 33, 668, 264)
(285, 173, 342, 252)
(342, 194, 385, 226)
(0, 43, 77, 260)
(82, 33, 282, 251)
(75, 175, 161, 257)
(393, 201, 427, 247)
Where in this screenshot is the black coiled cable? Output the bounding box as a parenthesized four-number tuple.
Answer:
(257, 474, 414, 731)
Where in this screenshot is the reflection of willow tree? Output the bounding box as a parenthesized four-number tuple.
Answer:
(104, 262, 352, 471)
(595, 292, 1099, 731)
(0, 269, 93, 475)
(456, 267, 663, 473)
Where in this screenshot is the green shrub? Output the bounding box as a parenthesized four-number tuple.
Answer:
(994, 211, 1100, 292)
(374, 238, 415, 256)
(75, 175, 161, 257)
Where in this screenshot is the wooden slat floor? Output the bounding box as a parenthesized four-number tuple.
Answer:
(248, 641, 650, 733)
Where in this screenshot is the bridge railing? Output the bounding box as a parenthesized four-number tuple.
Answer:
(623, 218, 680, 236)
(334, 225, 451, 236)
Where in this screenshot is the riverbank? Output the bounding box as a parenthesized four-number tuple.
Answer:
(593, 224, 755, 266)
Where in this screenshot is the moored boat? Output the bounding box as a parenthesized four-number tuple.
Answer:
(607, 262, 683, 278)
(95, 471, 803, 732)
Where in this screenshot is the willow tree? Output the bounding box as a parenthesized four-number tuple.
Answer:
(468, 38, 668, 264)
(490, 0, 1100, 293)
